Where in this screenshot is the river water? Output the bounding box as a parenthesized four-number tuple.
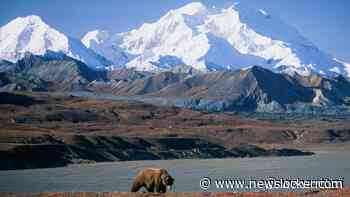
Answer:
(0, 151, 349, 192)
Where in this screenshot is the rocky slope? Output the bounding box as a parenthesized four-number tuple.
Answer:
(0, 53, 107, 91)
(1, 53, 350, 113)
(0, 135, 313, 170)
(88, 66, 350, 112)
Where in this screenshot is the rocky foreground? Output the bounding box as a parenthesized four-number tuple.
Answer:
(2, 188, 350, 197)
(1, 92, 350, 170)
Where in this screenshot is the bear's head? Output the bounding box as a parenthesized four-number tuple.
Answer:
(161, 173, 174, 191)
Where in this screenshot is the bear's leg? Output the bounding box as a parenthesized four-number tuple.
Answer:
(146, 183, 155, 193)
(131, 182, 142, 192)
(146, 187, 154, 192)
(159, 185, 166, 193)
(155, 184, 162, 193)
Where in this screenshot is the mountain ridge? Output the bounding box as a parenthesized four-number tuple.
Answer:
(0, 52, 107, 91)
(87, 64, 350, 112)
(1, 52, 350, 113)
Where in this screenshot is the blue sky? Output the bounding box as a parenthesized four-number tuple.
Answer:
(1, 0, 349, 62)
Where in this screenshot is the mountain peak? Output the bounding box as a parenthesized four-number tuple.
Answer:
(75, 3, 350, 77)
(5, 15, 48, 33)
(22, 15, 43, 22)
(13, 15, 44, 25)
(0, 15, 68, 62)
(0, 15, 110, 69)
(83, 2, 348, 76)
(2, 15, 48, 35)
(242, 65, 273, 76)
(174, 2, 207, 15)
(81, 30, 110, 48)
(11, 15, 43, 24)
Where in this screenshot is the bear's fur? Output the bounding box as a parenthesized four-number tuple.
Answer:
(131, 168, 174, 193)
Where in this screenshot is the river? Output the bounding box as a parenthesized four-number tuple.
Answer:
(0, 151, 349, 192)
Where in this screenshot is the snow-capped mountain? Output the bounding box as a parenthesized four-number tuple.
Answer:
(82, 2, 349, 77)
(0, 15, 110, 69)
(81, 30, 129, 68)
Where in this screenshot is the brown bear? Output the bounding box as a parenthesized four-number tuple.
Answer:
(131, 168, 174, 193)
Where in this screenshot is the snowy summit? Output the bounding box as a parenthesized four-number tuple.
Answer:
(82, 2, 349, 77)
(0, 15, 110, 68)
(0, 2, 348, 77)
